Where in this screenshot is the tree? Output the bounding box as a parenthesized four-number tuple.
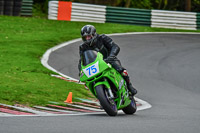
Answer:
(185, 0, 191, 11)
(33, 0, 200, 14)
(125, 0, 131, 7)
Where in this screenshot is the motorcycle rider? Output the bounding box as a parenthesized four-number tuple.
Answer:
(78, 25, 137, 96)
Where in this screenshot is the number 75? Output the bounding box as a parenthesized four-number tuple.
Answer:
(86, 65, 97, 76)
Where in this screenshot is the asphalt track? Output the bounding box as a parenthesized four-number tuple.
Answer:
(1, 33, 200, 133)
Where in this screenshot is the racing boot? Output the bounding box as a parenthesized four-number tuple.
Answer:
(127, 82, 137, 96)
(122, 70, 137, 96)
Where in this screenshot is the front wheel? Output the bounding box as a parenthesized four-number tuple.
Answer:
(95, 85, 117, 116)
(122, 97, 137, 114)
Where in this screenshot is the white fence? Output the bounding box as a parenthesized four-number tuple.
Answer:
(71, 3, 106, 23)
(48, 1, 58, 20)
(151, 10, 197, 30)
(48, 1, 199, 30)
(48, 1, 106, 23)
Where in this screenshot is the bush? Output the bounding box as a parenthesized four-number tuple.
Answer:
(33, 0, 49, 18)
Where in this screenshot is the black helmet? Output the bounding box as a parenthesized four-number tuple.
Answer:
(81, 25, 97, 46)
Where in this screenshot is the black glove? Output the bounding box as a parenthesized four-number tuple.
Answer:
(104, 55, 116, 63)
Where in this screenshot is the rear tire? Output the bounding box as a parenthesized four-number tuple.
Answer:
(95, 85, 117, 116)
(122, 97, 137, 114)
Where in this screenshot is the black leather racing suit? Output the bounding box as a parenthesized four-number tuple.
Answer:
(78, 34, 125, 73)
(78, 34, 137, 95)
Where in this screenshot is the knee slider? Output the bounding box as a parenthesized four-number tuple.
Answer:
(121, 69, 128, 76)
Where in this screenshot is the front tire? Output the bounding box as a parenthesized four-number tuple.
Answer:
(95, 85, 117, 116)
(122, 97, 137, 114)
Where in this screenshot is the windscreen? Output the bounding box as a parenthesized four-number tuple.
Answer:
(82, 50, 98, 66)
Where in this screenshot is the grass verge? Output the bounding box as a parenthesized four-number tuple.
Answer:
(0, 16, 199, 106)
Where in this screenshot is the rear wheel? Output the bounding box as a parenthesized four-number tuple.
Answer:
(122, 97, 137, 114)
(95, 85, 117, 116)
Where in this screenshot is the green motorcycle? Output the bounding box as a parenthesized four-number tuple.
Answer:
(79, 50, 137, 116)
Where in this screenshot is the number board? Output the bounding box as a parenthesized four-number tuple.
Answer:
(83, 61, 99, 78)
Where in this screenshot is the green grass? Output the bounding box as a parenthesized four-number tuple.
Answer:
(0, 16, 199, 106)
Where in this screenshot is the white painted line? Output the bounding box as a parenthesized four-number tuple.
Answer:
(41, 38, 82, 81)
(41, 32, 200, 82)
(0, 112, 108, 117)
(106, 32, 200, 37)
(33, 106, 76, 113)
(0, 103, 53, 115)
(75, 98, 100, 106)
(65, 103, 102, 112)
(0, 112, 13, 116)
(50, 74, 85, 85)
(135, 97, 152, 111)
(0, 98, 149, 117)
(41, 32, 200, 83)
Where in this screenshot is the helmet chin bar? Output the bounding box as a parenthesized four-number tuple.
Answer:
(89, 38, 94, 46)
(83, 34, 97, 47)
(82, 34, 93, 41)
